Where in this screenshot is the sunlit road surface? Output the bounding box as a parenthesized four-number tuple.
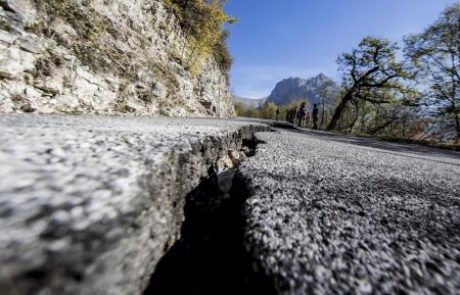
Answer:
(240, 128, 460, 294)
(1, 114, 459, 294)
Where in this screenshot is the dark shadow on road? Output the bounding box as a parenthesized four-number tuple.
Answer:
(143, 170, 276, 295)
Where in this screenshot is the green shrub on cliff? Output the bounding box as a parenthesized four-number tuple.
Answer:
(164, 0, 236, 74)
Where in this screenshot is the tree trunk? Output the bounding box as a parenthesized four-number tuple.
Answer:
(320, 101, 325, 127)
(360, 105, 367, 133)
(327, 91, 353, 130)
(349, 102, 359, 132)
(369, 119, 394, 135)
(450, 54, 459, 142)
(455, 110, 460, 142)
(401, 117, 407, 139)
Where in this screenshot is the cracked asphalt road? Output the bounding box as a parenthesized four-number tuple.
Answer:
(1, 114, 459, 295)
(0, 114, 267, 295)
(240, 129, 460, 294)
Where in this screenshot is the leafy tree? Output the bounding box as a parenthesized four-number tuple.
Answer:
(235, 102, 260, 118)
(405, 3, 460, 141)
(260, 103, 278, 120)
(234, 102, 246, 116)
(337, 98, 428, 139)
(235, 100, 313, 123)
(327, 37, 416, 130)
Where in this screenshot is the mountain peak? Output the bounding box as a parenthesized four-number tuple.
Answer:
(315, 73, 328, 80)
(266, 74, 338, 106)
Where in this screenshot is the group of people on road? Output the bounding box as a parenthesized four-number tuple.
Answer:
(276, 102, 319, 129)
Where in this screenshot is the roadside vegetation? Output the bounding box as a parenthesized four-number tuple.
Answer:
(33, 0, 235, 79)
(236, 3, 460, 145)
(164, 0, 236, 74)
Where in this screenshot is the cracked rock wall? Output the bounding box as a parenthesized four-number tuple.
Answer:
(0, 0, 235, 117)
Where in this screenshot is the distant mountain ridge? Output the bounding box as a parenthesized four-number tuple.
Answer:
(233, 95, 267, 109)
(266, 74, 339, 106)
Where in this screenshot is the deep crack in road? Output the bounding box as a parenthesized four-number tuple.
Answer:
(144, 138, 276, 295)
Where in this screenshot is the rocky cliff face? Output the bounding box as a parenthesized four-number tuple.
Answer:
(266, 74, 338, 106)
(0, 0, 235, 117)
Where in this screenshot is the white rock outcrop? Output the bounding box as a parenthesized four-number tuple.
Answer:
(0, 0, 235, 117)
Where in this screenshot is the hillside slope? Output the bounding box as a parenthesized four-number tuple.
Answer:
(0, 0, 235, 117)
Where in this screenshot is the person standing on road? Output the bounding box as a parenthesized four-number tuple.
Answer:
(276, 107, 280, 121)
(297, 102, 307, 127)
(305, 111, 311, 127)
(312, 104, 319, 129)
(288, 106, 296, 124)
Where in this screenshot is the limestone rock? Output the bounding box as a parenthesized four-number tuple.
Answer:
(0, 0, 235, 117)
(216, 155, 235, 173)
(228, 149, 241, 166)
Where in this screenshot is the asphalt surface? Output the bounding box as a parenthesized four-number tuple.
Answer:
(1, 114, 460, 294)
(240, 129, 460, 294)
(0, 114, 267, 295)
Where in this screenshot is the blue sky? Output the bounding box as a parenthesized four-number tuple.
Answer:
(225, 0, 459, 98)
